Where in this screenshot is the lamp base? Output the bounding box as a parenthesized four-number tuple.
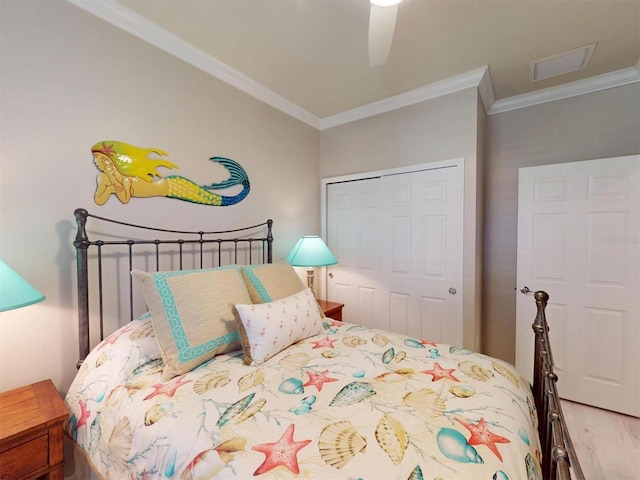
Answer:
(306, 267, 316, 298)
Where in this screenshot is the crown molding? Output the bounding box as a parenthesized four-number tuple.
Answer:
(67, 0, 322, 129)
(488, 65, 640, 115)
(320, 66, 490, 129)
(67, 0, 639, 129)
(477, 66, 496, 115)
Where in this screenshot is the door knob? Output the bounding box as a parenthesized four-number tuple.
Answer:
(449, 287, 456, 295)
(519, 286, 531, 294)
(328, 273, 334, 278)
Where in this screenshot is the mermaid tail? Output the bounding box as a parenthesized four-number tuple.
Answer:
(166, 157, 250, 206)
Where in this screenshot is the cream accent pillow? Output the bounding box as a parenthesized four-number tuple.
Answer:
(241, 262, 306, 303)
(132, 266, 250, 380)
(235, 288, 325, 365)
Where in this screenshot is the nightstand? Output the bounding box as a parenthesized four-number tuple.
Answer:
(317, 299, 345, 321)
(0, 379, 68, 480)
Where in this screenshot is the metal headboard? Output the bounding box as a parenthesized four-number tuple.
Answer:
(73, 208, 273, 368)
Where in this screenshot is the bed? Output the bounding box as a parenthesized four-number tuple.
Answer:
(64, 208, 584, 480)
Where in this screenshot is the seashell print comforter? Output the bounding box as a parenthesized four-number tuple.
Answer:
(65, 316, 542, 480)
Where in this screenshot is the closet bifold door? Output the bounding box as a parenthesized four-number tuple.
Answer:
(325, 164, 462, 346)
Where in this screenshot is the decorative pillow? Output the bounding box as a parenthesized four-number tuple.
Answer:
(241, 262, 306, 303)
(235, 288, 325, 365)
(131, 265, 251, 380)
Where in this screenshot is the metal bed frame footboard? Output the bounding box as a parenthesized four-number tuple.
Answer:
(532, 291, 585, 480)
(73, 208, 273, 368)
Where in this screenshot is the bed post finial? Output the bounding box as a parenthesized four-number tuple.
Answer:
(533, 290, 549, 327)
(534, 290, 549, 303)
(74, 209, 88, 242)
(266, 219, 273, 263)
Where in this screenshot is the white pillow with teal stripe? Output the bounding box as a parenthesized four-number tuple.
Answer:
(132, 265, 251, 380)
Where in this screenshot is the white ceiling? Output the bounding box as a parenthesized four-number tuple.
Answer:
(70, 0, 640, 129)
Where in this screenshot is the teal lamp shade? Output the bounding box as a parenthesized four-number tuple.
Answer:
(287, 236, 338, 268)
(0, 260, 45, 312)
(287, 236, 337, 297)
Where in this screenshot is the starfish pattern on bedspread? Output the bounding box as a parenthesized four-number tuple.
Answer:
(422, 362, 460, 382)
(251, 423, 312, 475)
(76, 399, 91, 429)
(309, 336, 337, 349)
(302, 369, 339, 392)
(456, 416, 511, 461)
(143, 375, 192, 400)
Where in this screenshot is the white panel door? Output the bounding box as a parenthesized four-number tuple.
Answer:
(327, 165, 462, 346)
(326, 177, 384, 328)
(516, 155, 639, 416)
(379, 167, 461, 344)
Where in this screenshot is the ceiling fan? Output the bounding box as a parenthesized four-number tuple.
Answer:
(368, 0, 403, 67)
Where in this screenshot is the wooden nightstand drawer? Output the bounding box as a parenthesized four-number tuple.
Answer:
(0, 380, 68, 480)
(317, 299, 344, 321)
(0, 431, 48, 479)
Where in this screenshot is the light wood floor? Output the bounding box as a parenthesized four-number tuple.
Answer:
(561, 400, 639, 480)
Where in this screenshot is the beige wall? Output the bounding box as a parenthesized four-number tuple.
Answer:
(0, 1, 319, 393)
(483, 83, 640, 363)
(320, 89, 479, 177)
(320, 88, 485, 351)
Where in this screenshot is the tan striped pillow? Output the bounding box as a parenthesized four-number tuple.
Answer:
(132, 265, 250, 380)
(241, 262, 306, 303)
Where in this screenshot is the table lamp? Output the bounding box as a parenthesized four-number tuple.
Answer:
(287, 236, 338, 297)
(0, 260, 45, 312)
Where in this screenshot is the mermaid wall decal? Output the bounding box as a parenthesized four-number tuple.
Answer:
(91, 140, 250, 206)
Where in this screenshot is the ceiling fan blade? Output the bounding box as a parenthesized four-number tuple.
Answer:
(368, 3, 399, 67)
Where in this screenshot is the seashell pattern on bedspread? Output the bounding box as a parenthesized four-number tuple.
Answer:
(64, 317, 541, 479)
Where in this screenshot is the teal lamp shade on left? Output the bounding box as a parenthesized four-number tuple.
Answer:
(0, 260, 45, 312)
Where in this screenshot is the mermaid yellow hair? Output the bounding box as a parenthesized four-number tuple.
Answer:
(91, 140, 178, 182)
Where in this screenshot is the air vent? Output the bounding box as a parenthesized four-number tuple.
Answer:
(530, 43, 597, 82)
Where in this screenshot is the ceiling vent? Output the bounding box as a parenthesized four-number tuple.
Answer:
(530, 42, 597, 82)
